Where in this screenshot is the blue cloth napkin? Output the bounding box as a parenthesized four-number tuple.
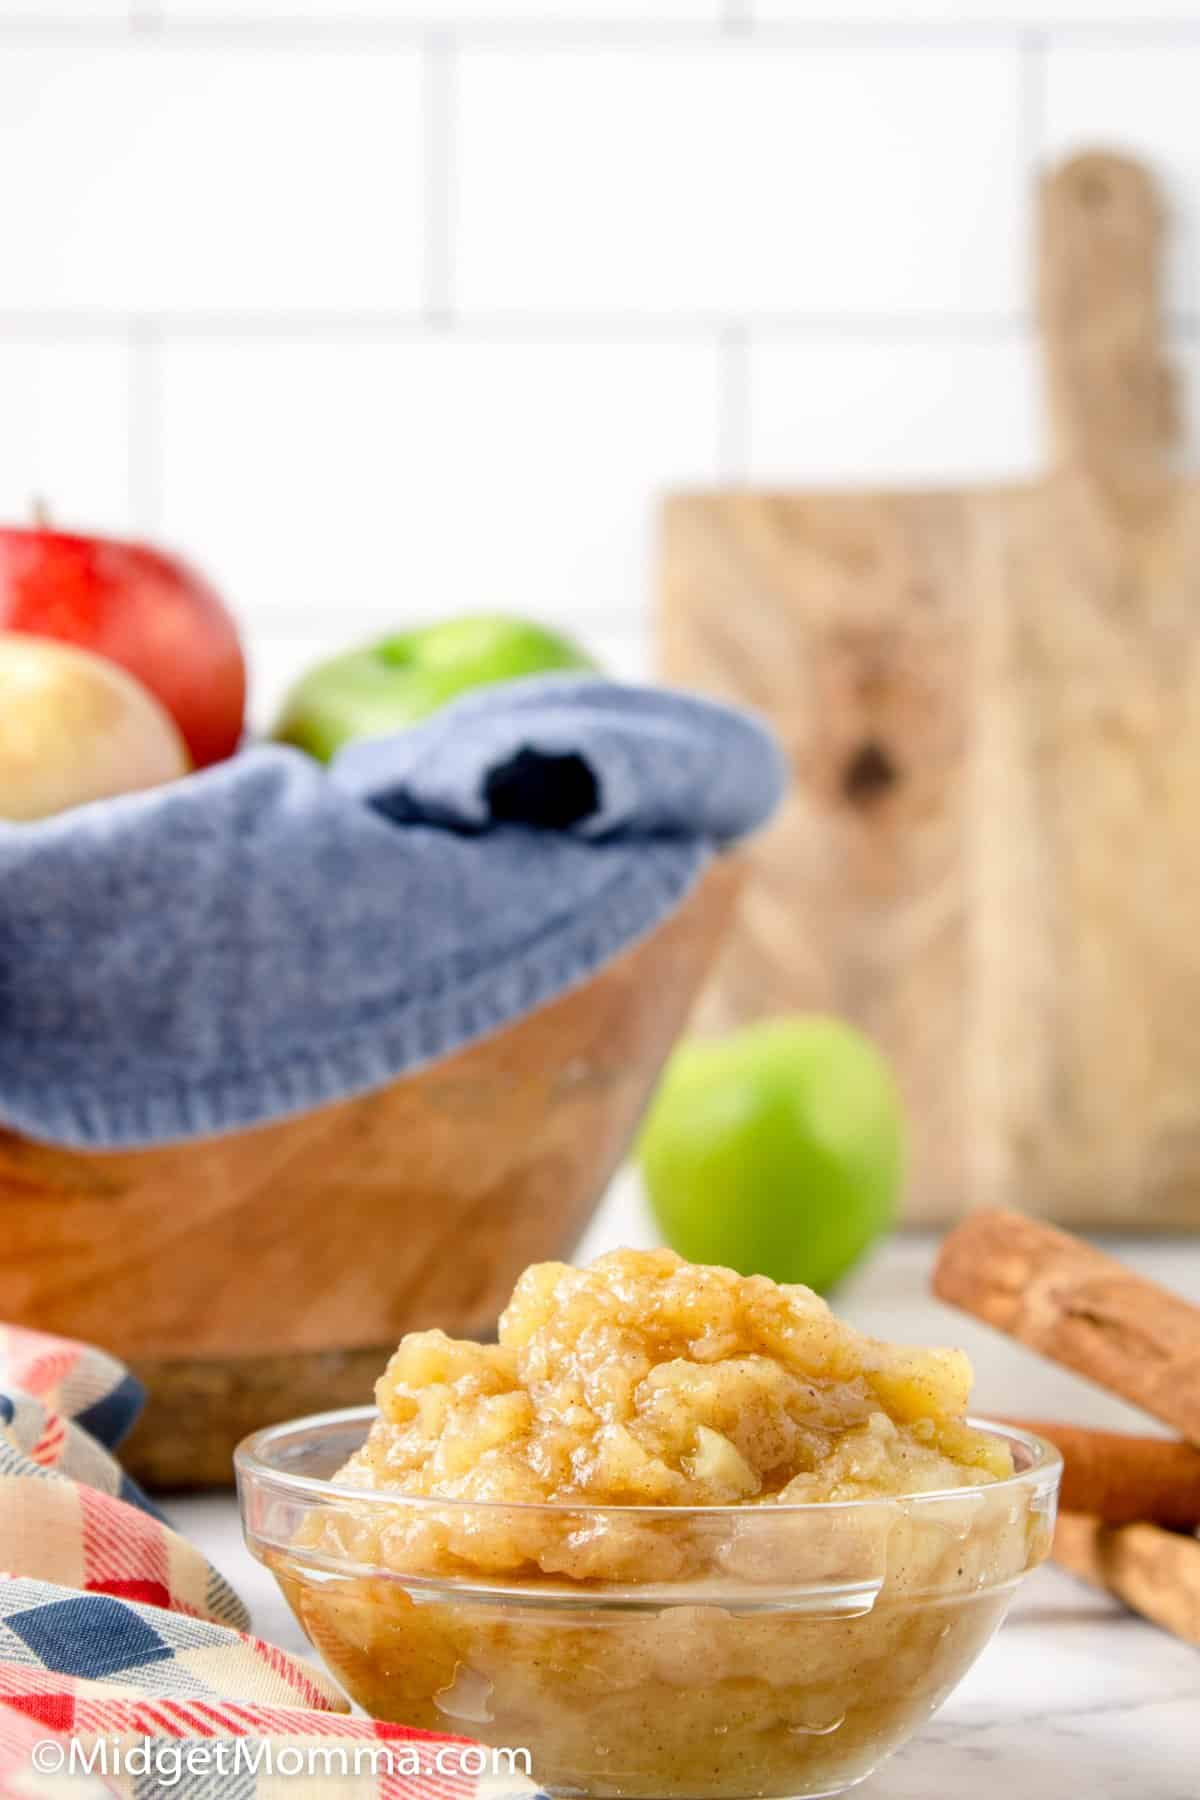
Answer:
(0, 677, 784, 1150)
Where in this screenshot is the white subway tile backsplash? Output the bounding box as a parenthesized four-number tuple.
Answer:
(1045, 46, 1200, 321)
(0, 47, 424, 314)
(746, 335, 1043, 484)
(2, 4, 1196, 712)
(158, 335, 723, 665)
(455, 45, 1027, 319)
(0, 339, 133, 533)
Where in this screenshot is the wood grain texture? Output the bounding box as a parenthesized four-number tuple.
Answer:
(934, 1211, 1200, 1443)
(967, 472, 1200, 1224)
(1038, 152, 1179, 482)
(1004, 1420, 1200, 1529)
(1053, 1514, 1200, 1648)
(123, 1343, 392, 1491)
(659, 152, 1200, 1226)
(660, 490, 972, 1223)
(0, 859, 739, 1488)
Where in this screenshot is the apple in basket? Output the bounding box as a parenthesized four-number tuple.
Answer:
(0, 521, 246, 767)
(0, 632, 189, 821)
(272, 613, 597, 760)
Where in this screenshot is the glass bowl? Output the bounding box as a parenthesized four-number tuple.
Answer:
(237, 1408, 1060, 1800)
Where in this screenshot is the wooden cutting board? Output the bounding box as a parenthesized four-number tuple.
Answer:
(660, 151, 1200, 1229)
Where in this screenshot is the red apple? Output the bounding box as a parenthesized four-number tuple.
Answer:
(0, 632, 190, 821)
(0, 525, 246, 767)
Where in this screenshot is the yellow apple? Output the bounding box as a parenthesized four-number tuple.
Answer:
(0, 631, 190, 821)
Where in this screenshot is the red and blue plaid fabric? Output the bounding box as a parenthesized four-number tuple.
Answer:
(0, 1325, 548, 1798)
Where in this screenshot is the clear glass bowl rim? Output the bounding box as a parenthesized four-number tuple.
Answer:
(235, 1405, 1062, 1520)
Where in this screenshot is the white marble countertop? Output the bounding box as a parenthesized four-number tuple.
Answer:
(178, 1177, 1200, 1799)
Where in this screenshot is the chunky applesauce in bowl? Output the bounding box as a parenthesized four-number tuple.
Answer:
(237, 1250, 1060, 1799)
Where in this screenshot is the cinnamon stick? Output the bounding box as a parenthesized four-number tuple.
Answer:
(1004, 1420, 1200, 1529)
(933, 1210, 1200, 1443)
(1053, 1514, 1200, 1648)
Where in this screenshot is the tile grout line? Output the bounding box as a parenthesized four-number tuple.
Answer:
(424, 29, 457, 328)
(721, 0, 755, 35)
(0, 310, 1048, 342)
(1020, 28, 1048, 174)
(1018, 27, 1048, 416)
(718, 324, 751, 482)
(9, 19, 1200, 49)
(9, 310, 1200, 345)
(128, 0, 164, 32)
(127, 321, 164, 535)
(240, 613, 649, 641)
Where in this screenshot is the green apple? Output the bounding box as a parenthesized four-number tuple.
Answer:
(638, 1016, 904, 1293)
(273, 614, 598, 762)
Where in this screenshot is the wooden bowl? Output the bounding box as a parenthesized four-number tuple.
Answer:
(0, 859, 739, 1488)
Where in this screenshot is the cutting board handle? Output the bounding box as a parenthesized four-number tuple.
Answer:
(1038, 150, 1180, 480)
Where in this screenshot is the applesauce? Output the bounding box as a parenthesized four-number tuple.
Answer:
(248, 1252, 1059, 1798)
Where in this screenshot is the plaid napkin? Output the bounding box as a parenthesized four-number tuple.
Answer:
(0, 1325, 548, 1798)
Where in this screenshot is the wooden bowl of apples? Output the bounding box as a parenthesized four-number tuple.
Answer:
(0, 543, 742, 1488)
(0, 857, 737, 1488)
